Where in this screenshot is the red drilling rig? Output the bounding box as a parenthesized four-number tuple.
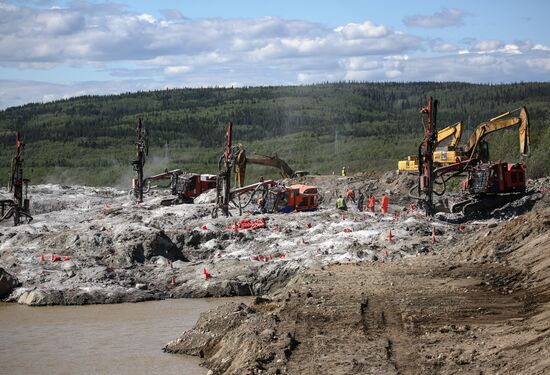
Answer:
(131, 117, 148, 203)
(410, 98, 530, 217)
(1, 132, 32, 225)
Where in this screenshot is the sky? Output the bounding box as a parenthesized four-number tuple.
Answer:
(1, 0, 549, 109)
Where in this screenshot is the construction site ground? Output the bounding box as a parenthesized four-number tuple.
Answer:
(1, 173, 549, 374)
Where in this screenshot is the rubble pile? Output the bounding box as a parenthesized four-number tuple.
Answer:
(1, 176, 461, 306)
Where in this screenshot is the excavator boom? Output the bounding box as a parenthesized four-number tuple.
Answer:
(437, 121, 463, 147)
(245, 154, 294, 178)
(465, 106, 530, 159)
(234, 147, 296, 187)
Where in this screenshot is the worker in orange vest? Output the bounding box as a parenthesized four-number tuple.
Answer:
(367, 193, 375, 212)
(345, 188, 355, 204)
(381, 192, 389, 214)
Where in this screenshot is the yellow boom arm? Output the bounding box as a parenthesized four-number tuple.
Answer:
(437, 121, 463, 147)
(464, 106, 530, 159)
(234, 146, 295, 187)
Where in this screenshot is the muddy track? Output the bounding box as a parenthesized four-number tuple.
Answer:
(166, 254, 550, 374)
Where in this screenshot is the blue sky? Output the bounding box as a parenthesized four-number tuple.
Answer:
(1, 0, 549, 108)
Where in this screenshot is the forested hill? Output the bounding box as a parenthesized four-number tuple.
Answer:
(1, 82, 549, 186)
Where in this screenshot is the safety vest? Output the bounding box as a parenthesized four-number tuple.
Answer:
(368, 197, 375, 208)
(337, 197, 345, 209)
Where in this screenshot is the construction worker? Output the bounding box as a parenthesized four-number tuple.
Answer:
(257, 196, 267, 213)
(357, 191, 365, 212)
(368, 193, 375, 212)
(345, 188, 355, 204)
(381, 192, 389, 214)
(341, 166, 347, 177)
(336, 195, 347, 211)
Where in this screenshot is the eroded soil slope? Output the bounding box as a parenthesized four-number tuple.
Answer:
(165, 196, 550, 374)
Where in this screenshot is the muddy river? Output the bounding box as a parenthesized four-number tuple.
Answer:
(0, 298, 246, 375)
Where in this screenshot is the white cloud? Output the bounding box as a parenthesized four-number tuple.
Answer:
(164, 65, 192, 75)
(473, 39, 504, 52)
(0, 2, 550, 108)
(502, 44, 521, 54)
(403, 8, 472, 28)
(533, 44, 550, 52)
(334, 21, 388, 39)
(385, 70, 402, 78)
(526, 58, 550, 71)
(0, 4, 420, 66)
(431, 39, 459, 53)
(136, 13, 156, 24)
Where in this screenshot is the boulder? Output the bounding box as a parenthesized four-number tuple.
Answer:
(17, 289, 65, 306)
(0, 268, 19, 299)
(116, 231, 185, 265)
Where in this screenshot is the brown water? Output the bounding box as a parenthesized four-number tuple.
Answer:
(0, 298, 247, 375)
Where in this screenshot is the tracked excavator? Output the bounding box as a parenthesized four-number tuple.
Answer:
(211, 123, 318, 218)
(234, 145, 307, 187)
(398, 121, 463, 172)
(410, 99, 531, 217)
(400, 106, 529, 174)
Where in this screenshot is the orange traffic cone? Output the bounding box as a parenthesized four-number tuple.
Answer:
(388, 229, 393, 243)
(171, 276, 176, 285)
(39, 255, 45, 263)
(431, 227, 437, 244)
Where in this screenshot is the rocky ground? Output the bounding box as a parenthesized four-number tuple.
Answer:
(0, 173, 442, 306)
(165, 190, 550, 375)
(1, 173, 549, 373)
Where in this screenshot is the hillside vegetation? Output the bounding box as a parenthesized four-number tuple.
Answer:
(0, 82, 549, 186)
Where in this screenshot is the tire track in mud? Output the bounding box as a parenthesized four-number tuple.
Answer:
(360, 295, 421, 375)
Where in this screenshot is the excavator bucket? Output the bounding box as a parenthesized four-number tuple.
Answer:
(518, 106, 530, 156)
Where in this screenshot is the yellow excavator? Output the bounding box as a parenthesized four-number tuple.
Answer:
(398, 121, 463, 172)
(460, 106, 530, 161)
(234, 145, 306, 187)
(398, 106, 530, 172)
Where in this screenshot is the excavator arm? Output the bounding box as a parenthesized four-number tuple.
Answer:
(234, 146, 295, 187)
(464, 106, 530, 159)
(437, 121, 463, 147)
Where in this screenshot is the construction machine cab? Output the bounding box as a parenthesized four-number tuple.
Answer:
(263, 184, 318, 213)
